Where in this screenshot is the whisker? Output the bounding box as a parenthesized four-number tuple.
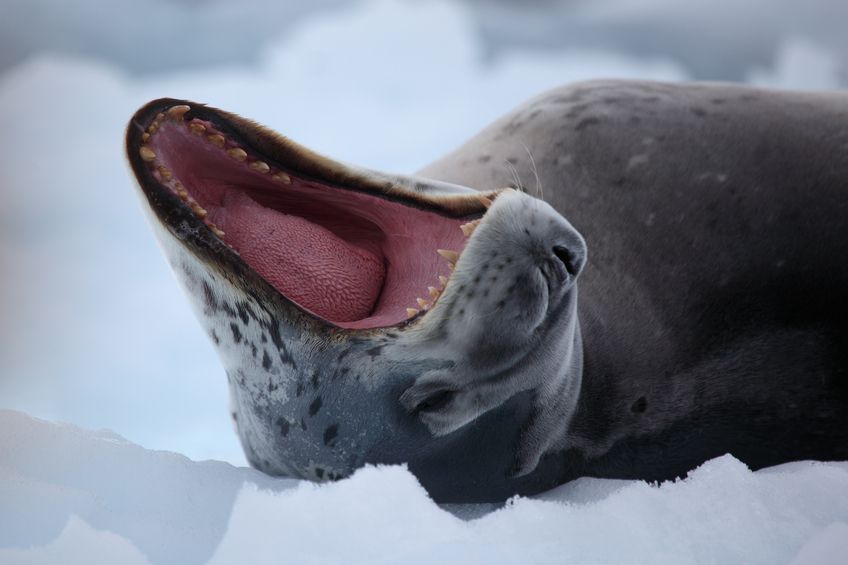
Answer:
(521, 142, 543, 200)
(504, 160, 525, 193)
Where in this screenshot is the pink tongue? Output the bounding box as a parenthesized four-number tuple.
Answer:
(213, 192, 384, 322)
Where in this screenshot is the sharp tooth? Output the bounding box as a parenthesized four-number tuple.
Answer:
(158, 166, 173, 181)
(142, 132, 150, 142)
(139, 146, 156, 162)
(249, 161, 270, 174)
(189, 122, 206, 136)
(477, 194, 493, 208)
(272, 171, 292, 184)
(462, 219, 482, 236)
(205, 221, 225, 237)
(207, 134, 226, 147)
(227, 148, 247, 161)
(439, 275, 448, 286)
(406, 308, 419, 318)
(416, 298, 429, 309)
(437, 249, 459, 264)
(428, 286, 440, 299)
(167, 105, 191, 121)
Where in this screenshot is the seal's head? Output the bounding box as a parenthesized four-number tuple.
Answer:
(126, 99, 586, 501)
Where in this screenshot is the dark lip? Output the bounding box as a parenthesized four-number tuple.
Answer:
(125, 98, 494, 333)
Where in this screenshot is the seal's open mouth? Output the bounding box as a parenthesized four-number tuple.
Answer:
(127, 101, 493, 330)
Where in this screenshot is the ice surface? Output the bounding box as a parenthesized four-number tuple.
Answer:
(1, 410, 847, 565)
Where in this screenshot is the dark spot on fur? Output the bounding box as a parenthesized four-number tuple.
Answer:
(323, 424, 339, 445)
(366, 346, 383, 358)
(277, 418, 290, 437)
(230, 323, 242, 344)
(523, 228, 531, 235)
(711, 98, 725, 105)
(251, 343, 257, 358)
(236, 302, 252, 325)
(477, 155, 491, 163)
(629, 116, 641, 125)
(267, 321, 297, 369)
(222, 302, 237, 318)
(315, 468, 324, 479)
(631, 397, 647, 413)
(296, 379, 304, 397)
(497, 300, 506, 308)
(690, 107, 707, 117)
(301, 418, 307, 431)
(211, 329, 220, 345)
(575, 117, 600, 131)
(309, 396, 323, 416)
(507, 157, 518, 165)
(262, 350, 272, 370)
(311, 371, 320, 390)
(201, 280, 218, 311)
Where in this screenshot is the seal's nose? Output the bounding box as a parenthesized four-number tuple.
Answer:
(553, 245, 581, 277)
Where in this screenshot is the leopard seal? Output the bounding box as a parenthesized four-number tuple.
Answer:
(126, 80, 848, 502)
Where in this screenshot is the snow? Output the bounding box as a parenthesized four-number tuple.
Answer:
(1, 410, 847, 564)
(1, 0, 847, 562)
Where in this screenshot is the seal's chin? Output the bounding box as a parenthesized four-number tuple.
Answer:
(127, 101, 495, 329)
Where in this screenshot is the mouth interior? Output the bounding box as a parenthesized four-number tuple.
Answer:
(143, 115, 472, 329)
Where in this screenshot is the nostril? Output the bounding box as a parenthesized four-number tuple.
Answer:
(418, 389, 455, 413)
(552, 245, 578, 276)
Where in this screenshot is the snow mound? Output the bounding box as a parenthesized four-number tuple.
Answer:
(1, 410, 846, 565)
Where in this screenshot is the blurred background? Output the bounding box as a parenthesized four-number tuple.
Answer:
(1, 0, 846, 465)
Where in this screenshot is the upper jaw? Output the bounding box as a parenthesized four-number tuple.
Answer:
(125, 98, 502, 334)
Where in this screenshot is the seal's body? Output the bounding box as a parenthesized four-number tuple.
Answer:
(127, 81, 848, 503)
(420, 80, 848, 487)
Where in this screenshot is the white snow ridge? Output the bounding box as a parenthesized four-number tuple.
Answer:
(1, 410, 846, 565)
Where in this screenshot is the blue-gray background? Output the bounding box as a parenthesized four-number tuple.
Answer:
(1, 0, 845, 465)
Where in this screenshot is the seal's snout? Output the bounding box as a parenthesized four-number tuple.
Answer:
(553, 244, 584, 278)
